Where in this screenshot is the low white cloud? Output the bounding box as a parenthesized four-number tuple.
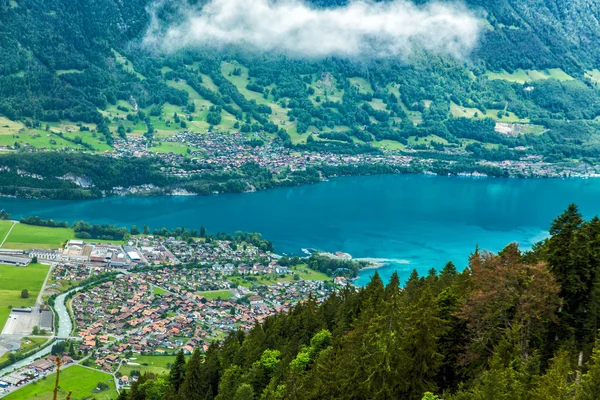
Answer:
(145, 0, 481, 59)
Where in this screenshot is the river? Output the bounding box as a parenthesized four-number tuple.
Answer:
(2, 174, 600, 285)
(0, 288, 76, 377)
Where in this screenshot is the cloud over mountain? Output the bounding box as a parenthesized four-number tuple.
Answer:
(144, 0, 482, 59)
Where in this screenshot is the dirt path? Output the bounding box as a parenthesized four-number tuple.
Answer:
(0, 221, 17, 248)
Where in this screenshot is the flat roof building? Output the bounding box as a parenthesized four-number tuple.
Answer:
(0, 255, 31, 266)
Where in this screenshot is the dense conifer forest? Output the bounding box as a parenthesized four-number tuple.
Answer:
(112, 205, 600, 399)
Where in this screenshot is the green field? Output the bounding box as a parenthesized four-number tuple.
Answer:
(373, 140, 406, 150)
(112, 49, 145, 80)
(485, 68, 574, 84)
(0, 116, 110, 152)
(2, 224, 74, 250)
(450, 102, 529, 123)
(165, 79, 239, 133)
(149, 141, 193, 155)
(0, 220, 13, 244)
(153, 286, 168, 295)
(197, 290, 233, 299)
(349, 77, 373, 93)
(0, 263, 49, 331)
(221, 61, 292, 130)
(4, 365, 117, 400)
(0, 116, 25, 136)
(2, 224, 123, 250)
(290, 265, 330, 281)
(56, 69, 84, 76)
(119, 355, 177, 376)
(585, 69, 600, 85)
(231, 265, 331, 288)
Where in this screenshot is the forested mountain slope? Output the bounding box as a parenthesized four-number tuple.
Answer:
(117, 205, 600, 399)
(1, 0, 600, 164)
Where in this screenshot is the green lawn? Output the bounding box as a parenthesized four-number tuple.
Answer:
(373, 140, 406, 151)
(0, 220, 13, 243)
(290, 265, 330, 281)
(153, 286, 168, 295)
(149, 142, 192, 155)
(231, 265, 331, 288)
(112, 49, 145, 80)
(119, 355, 177, 376)
(450, 102, 529, 123)
(221, 61, 292, 130)
(0, 263, 48, 331)
(0, 116, 25, 135)
(56, 69, 84, 76)
(349, 77, 373, 93)
(0, 263, 50, 330)
(585, 69, 600, 85)
(4, 365, 117, 400)
(2, 224, 124, 250)
(485, 68, 574, 84)
(2, 224, 74, 250)
(197, 290, 233, 299)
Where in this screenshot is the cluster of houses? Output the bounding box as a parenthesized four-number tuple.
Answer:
(160, 236, 271, 265)
(0, 234, 346, 395)
(48, 235, 281, 288)
(108, 127, 600, 181)
(67, 261, 337, 358)
(0, 355, 73, 390)
(111, 131, 414, 179)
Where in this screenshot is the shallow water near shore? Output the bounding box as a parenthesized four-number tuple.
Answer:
(2, 174, 600, 286)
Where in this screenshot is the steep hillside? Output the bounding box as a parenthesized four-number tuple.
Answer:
(1, 0, 600, 164)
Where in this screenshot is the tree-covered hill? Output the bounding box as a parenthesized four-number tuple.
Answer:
(116, 205, 600, 399)
(2, 0, 600, 162)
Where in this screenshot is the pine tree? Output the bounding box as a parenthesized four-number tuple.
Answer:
(404, 285, 446, 399)
(547, 204, 593, 346)
(576, 346, 600, 400)
(530, 351, 575, 399)
(384, 271, 400, 299)
(180, 348, 204, 400)
(169, 350, 186, 393)
(233, 383, 254, 400)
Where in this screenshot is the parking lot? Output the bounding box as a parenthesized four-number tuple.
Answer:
(1, 312, 39, 336)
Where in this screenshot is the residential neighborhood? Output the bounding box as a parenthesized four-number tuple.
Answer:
(0, 233, 345, 396)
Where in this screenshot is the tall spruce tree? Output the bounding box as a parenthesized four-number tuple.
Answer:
(169, 350, 186, 394)
(180, 348, 205, 400)
(547, 204, 593, 345)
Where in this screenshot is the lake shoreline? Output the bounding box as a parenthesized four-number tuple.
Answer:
(3, 174, 600, 288)
(1, 169, 599, 202)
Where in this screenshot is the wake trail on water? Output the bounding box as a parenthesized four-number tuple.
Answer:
(355, 258, 411, 265)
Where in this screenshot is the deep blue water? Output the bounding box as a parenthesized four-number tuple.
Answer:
(2, 175, 600, 286)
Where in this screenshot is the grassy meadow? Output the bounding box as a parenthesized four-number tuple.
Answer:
(118, 355, 177, 377)
(4, 365, 117, 400)
(0, 263, 49, 331)
(1, 223, 124, 250)
(197, 290, 234, 300)
(485, 68, 574, 84)
(1, 224, 74, 250)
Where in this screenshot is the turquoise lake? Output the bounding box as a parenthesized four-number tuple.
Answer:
(2, 174, 600, 286)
